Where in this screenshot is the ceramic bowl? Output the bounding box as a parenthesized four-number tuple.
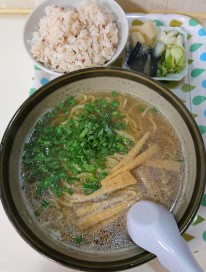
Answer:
(23, 0, 129, 76)
(0, 68, 205, 271)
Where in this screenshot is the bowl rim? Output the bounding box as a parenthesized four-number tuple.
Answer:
(1, 67, 205, 271)
(23, 0, 129, 76)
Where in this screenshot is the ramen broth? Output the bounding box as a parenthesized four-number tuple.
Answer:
(22, 91, 184, 250)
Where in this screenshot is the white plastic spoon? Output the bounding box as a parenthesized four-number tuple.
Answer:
(127, 200, 203, 272)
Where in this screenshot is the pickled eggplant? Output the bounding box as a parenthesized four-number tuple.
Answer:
(127, 42, 157, 77)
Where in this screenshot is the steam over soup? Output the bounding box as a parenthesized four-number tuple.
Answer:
(22, 91, 184, 250)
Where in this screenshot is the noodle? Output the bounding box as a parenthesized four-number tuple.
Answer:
(114, 129, 135, 142)
(69, 104, 84, 117)
(122, 112, 139, 134)
(141, 106, 150, 117)
(148, 113, 157, 132)
(22, 91, 184, 251)
(121, 97, 128, 110)
(76, 94, 87, 104)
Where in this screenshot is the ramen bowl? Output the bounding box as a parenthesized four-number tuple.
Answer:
(0, 68, 205, 271)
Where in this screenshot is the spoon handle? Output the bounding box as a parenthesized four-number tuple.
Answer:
(157, 234, 203, 272)
(127, 201, 204, 272)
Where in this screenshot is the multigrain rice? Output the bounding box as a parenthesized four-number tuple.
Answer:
(29, 0, 118, 73)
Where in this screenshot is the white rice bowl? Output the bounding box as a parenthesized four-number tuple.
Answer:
(24, 0, 129, 76)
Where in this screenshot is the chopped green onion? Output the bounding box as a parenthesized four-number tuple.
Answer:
(41, 200, 49, 208)
(140, 106, 146, 112)
(74, 235, 83, 244)
(22, 95, 134, 197)
(152, 107, 158, 113)
(111, 90, 118, 96)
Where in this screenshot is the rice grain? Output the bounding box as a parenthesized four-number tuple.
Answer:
(29, 0, 118, 73)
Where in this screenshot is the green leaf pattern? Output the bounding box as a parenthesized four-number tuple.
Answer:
(182, 233, 195, 242)
(188, 59, 194, 65)
(191, 68, 205, 77)
(192, 215, 205, 226)
(169, 19, 183, 27)
(181, 83, 196, 92)
(152, 19, 164, 26)
(189, 43, 204, 52)
(192, 96, 206, 105)
(131, 19, 143, 26)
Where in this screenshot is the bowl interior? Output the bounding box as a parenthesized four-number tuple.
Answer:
(23, 0, 129, 76)
(1, 68, 205, 271)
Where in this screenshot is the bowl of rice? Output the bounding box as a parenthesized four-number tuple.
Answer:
(23, 0, 129, 76)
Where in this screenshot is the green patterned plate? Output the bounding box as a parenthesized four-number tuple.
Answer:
(29, 13, 206, 253)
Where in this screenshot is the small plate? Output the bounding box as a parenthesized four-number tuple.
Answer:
(123, 25, 188, 81)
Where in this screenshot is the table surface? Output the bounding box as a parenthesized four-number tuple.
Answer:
(0, 15, 206, 272)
